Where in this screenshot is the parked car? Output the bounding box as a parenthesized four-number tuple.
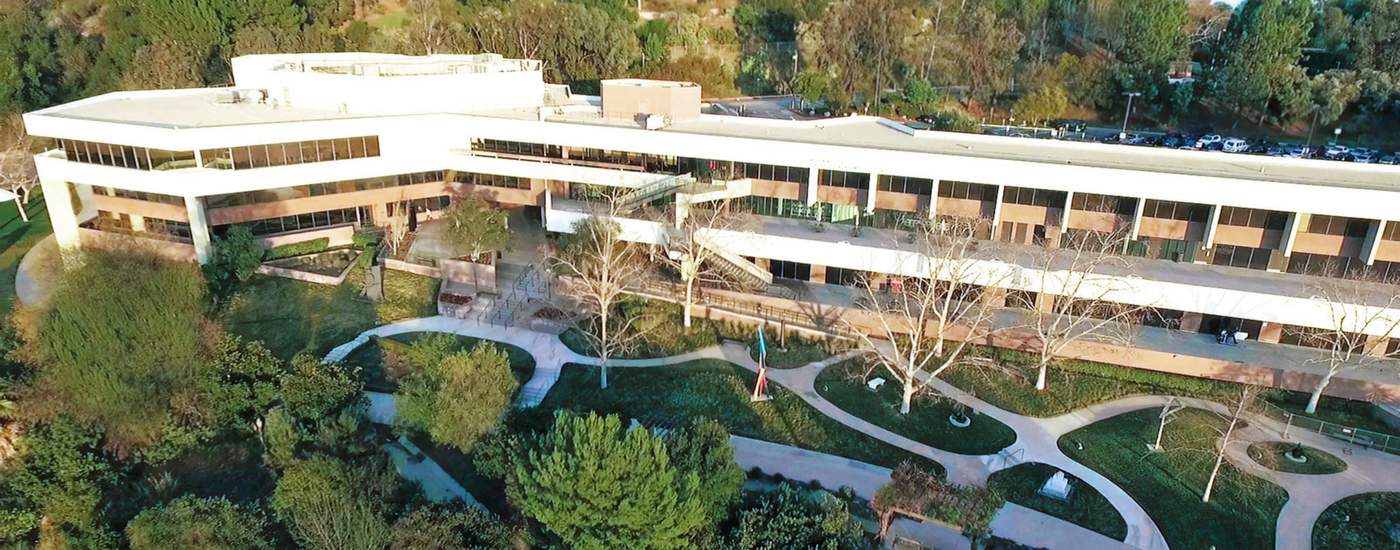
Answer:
(1379, 153, 1399, 165)
(1196, 134, 1223, 149)
(1284, 144, 1315, 159)
(1052, 119, 1087, 134)
(1325, 144, 1351, 159)
(1351, 149, 1378, 163)
(1162, 133, 1189, 148)
(1222, 138, 1250, 153)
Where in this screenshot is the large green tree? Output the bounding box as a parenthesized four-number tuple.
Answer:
(396, 342, 517, 454)
(14, 248, 214, 455)
(388, 504, 515, 550)
(1213, 0, 1314, 121)
(0, 1, 63, 112)
(665, 418, 745, 529)
(0, 419, 117, 545)
(1107, 0, 1188, 109)
(271, 457, 394, 550)
(464, 0, 640, 91)
(126, 496, 272, 550)
(729, 483, 869, 550)
(513, 412, 707, 549)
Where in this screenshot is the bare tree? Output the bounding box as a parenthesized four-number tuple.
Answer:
(656, 198, 758, 328)
(1014, 229, 1155, 391)
(383, 198, 412, 258)
(1200, 386, 1259, 503)
(1290, 273, 1400, 414)
(404, 0, 462, 55)
(847, 218, 1011, 414)
(0, 115, 38, 222)
(551, 203, 651, 389)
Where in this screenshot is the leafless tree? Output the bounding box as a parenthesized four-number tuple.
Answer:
(847, 217, 1012, 414)
(551, 201, 652, 389)
(656, 198, 758, 328)
(1199, 386, 1259, 503)
(1013, 229, 1155, 391)
(1290, 273, 1400, 414)
(404, 0, 462, 55)
(0, 115, 39, 222)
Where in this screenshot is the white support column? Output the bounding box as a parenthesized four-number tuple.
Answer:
(1280, 212, 1301, 258)
(185, 196, 213, 264)
(1202, 204, 1222, 248)
(1128, 196, 1146, 240)
(927, 180, 940, 220)
(865, 172, 878, 213)
(39, 177, 81, 251)
(1059, 191, 1073, 234)
(129, 215, 147, 233)
(990, 185, 1005, 240)
(1363, 220, 1386, 265)
(805, 168, 819, 206)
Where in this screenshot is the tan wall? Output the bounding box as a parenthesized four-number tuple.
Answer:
(816, 186, 862, 206)
(1214, 225, 1283, 250)
(601, 80, 701, 123)
(751, 180, 803, 201)
(1000, 203, 1059, 226)
(1137, 217, 1202, 241)
(936, 197, 989, 219)
(208, 181, 453, 226)
(874, 191, 925, 213)
(257, 224, 355, 248)
(1292, 233, 1363, 258)
(1376, 240, 1400, 263)
(1067, 210, 1125, 233)
(460, 183, 543, 207)
(90, 195, 189, 222)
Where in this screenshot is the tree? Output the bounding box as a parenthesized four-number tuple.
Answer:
(0, 419, 116, 544)
(126, 496, 272, 550)
(0, 2, 64, 112)
(552, 212, 651, 389)
(658, 199, 757, 328)
(403, 0, 464, 55)
(1289, 275, 1400, 414)
(1014, 229, 1155, 391)
(1354, 0, 1400, 74)
(442, 195, 509, 261)
(204, 225, 264, 295)
(271, 457, 393, 550)
(645, 54, 740, 98)
(13, 248, 214, 455)
(1197, 386, 1259, 503)
(122, 41, 204, 90)
(1212, 0, 1314, 121)
(388, 504, 515, 550)
(0, 115, 39, 221)
(808, 0, 919, 111)
(664, 418, 744, 529)
(872, 462, 1002, 543)
(274, 354, 373, 461)
(1011, 84, 1069, 125)
(1106, 0, 1188, 109)
(464, 0, 640, 90)
(917, 3, 1023, 101)
(396, 342, 517, 454)
(848, 218, 1009, 414)
(729, 483, 869, 550)
(513, 412, 707, 550)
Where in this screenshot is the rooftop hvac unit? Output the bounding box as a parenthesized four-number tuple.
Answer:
(643, 114, 670, 130)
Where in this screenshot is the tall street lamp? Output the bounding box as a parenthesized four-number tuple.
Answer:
(1120, 92, 1142, 140)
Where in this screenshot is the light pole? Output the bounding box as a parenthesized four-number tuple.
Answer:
(1333, 127, 1342, 146)
(1120, 91, 1142, 140)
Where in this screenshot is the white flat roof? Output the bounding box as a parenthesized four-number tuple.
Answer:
(34, 89, 360, 129)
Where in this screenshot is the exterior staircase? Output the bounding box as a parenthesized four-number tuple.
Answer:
(616, 174, 691, 213)
(694, 232, 772, 290)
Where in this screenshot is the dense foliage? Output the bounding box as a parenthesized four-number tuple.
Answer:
(125, 495, 273, 550)
(395, 338, 517, 454)
(729, 483, 870, 549)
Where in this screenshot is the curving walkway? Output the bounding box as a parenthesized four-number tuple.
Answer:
(324, 318, 1400, 550)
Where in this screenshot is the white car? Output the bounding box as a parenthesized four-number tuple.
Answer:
(1325, 145, 1351, 159)
(1196, 134, 1223, 149)
(1351, 149, 1377, 163)
(1222, 138, 1250, 153)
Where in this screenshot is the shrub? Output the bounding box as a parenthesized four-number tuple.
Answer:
(395, 342, 517, 454)
(205, 225, 264, 292)
(264, 238, 331, 261)
(728, 483, 869, 550)
(126, 496, 271, 550)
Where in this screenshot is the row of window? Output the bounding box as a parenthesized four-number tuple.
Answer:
(1142, 199, 1210, 223)
(680, 158, 809, 184)
(1002, 186, 1066, 208)
(818, 170, 870, 190)
(1304, 215, 1370, 238)
(452, 172, 528, 189)
(937, 181, 999, 201)
(57, 139, 195, 171)
(205, 171, 445, 209)
(1218, 206, 1288, 230)
(878, 175, 936, 195)
(89, 211, 191, 240)
(219, 206, 371, 237)
(200, 136, 380, 170)
(472, 139, 563, 159)
(1071, 193, 1137, 216)
(1212, 244, 1275, 271)
(96, 187, 184, 206)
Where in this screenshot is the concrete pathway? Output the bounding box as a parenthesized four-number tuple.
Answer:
(14, 235, 56, 306)
(367, 390, 482, 509)
(326, 319, 1400, 550)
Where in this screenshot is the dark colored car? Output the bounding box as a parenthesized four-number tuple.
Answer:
(1053, 119, 1088, 133)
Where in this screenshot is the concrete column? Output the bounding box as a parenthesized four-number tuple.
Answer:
(185, 196, 213, 264)
(990, 185, 1005, 240)
(370, 202, 390, 226)
(1128, 196, 1146, 240)
(1202, 204, 1222, 247)
(1280, 212, 1301, 257)
(927, 180, 940, 220)
(805, 168, 819, 206)
(1059, 191, 1073, 234)
(1258, 322, 1284, 344)
(40, 177, 81, 251)
(1363, 220, 1386, 265)
(1179, 312, 1203, 333)
(129, 214, 147, 233)
(865, 172, 878, 213)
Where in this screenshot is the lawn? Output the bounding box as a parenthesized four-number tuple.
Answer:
(222, 267, 440, 360)
(1059, 408, 1289, 550)
(0, 196, 52, 310)
(986, 462, 1127, 541)
(1312, 492, 1400, 549)
(538, 359, 945, 474)
(815, 360, 1017, 455)
(340, 331, 536, 391)
(749, 334, 843, 369)
(1246, 442, 1347, 475)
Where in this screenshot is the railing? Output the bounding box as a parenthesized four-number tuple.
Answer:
(1267, 401, 1400, 456)
(622, 276, 857, 339)
(617, 174, 690, 212)
(695, 233, 772, 288)
(487, 264, 553, 327)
